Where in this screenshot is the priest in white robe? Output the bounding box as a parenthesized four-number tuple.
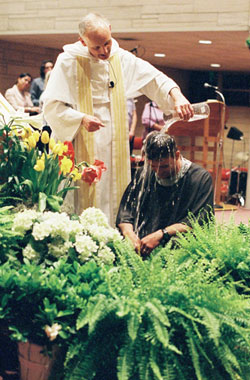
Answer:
(43, 12, 193, 226)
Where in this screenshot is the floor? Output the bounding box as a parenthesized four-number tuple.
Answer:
(215, 204, 250, 225)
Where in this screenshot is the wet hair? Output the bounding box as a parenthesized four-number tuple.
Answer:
(144, 131, 177, 160)
(40, 60, 53, 79)
(79, 13, 110, 38)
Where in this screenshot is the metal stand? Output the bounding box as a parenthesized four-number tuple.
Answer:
(213, 89, 226, 208)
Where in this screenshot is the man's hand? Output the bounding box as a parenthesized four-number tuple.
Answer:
(81, 115, 105, 132)
(126, 231, 141, 253)
(140, 230, 163, 256)
(118, 223, 141, 253)
(169, 87, 194, 121)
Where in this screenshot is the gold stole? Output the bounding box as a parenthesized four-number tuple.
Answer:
(76, 54, 130, 215)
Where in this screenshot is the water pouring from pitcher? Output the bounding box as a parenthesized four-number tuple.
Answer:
(162, 102, 210, 133)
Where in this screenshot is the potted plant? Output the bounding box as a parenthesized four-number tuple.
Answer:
(0, 257, 110, 380)
(0, 204, 124, 379)
(0, 113, 106, 212)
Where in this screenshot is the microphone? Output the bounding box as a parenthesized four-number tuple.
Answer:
(204, 82, 219, 90)
(109, 81, 115, 88)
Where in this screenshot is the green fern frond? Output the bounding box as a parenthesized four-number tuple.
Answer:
(149, 346, 164, 380)
(196, 306, 220, 346)
(186, 333, 203, 380)
(127, 312, 141, 341)
(77, 294, 115, 334)
(117, 342, 135, 380)
(145, 307, 169, 348)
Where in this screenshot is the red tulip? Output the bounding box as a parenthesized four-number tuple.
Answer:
(81, 160, 106, 185)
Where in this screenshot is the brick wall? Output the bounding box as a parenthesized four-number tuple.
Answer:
(0, 40, 60, 96)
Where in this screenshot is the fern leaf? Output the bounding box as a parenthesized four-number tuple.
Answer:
(117, 342, 135, 380)
(187, 334, 203, 380)
(149, 346, 164, 380)
(127, 312, 140, 341)
(196, 306, 220, 346)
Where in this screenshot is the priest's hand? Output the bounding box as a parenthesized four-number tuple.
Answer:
(169, 87, 194, 121)
(81, 115, 105, 132)
(140, 230, 163, 256)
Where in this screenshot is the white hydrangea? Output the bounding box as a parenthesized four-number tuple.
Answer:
(12, 209, 39, 235)
(86, 224, 122, 244)
(32, 212, 82, 241)
(45, 212, 82, 240)
(97, 243, 115, 265)
(79, 207, 110, 229)
(48, 240, 73, 258)
(23, 244, 41, 262)
(74, 234, 98, 262)
(32, 220, 53, 240)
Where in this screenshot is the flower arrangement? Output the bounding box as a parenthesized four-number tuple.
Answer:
(0, 114, 106, 211)
(0, 205, 122, 355)
(5, 206, 121, 267)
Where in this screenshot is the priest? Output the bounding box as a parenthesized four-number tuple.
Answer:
(43, 12, 193, 225)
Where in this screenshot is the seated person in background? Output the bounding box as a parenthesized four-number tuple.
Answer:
(141, 101, 165, 140)
(127, 98, 137, 154)
(30, 60, 54, 106)
(116, 131, 214, 256)
(5, 73, 40, 114)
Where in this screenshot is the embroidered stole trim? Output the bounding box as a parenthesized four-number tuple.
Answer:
(76, 57, 96, 211)
(76, 54, 130, 216)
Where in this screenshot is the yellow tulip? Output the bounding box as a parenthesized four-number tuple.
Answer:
(25, 126, 33, 138)
(52, 144, 61, 155)
(34, 158, 45, 172)
(71, 168, 82, 181)
(52, 142, 65, 156)
(28, 135, 37, 149)
(49, 137, 56, 151)
(60, 156, 73, 175)
(33, 130, 40, 142)
(41, 130, 50, 144)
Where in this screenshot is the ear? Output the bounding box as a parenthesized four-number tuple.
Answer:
(79, 36, 87, 46)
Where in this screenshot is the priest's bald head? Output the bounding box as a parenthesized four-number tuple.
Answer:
(79, 13, 112, 60)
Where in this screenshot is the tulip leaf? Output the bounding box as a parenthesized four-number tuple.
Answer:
(38, 192, 47, 212)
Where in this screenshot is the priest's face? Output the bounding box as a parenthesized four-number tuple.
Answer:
(81, 26, 112, 60)
(149, 151, 181, 179)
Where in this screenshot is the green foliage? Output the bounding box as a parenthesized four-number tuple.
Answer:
(174, 216, 250, 292)
(0, 258, 107, 350)
(1, 198, 250, 379)
(0, 206, 22, 262)
(64, 222, 250, 380)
